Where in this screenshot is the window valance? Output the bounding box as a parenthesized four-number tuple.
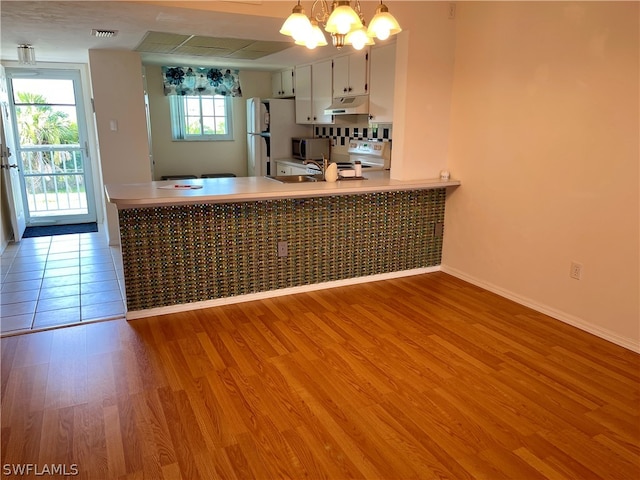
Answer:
(162, 66, 242, 97)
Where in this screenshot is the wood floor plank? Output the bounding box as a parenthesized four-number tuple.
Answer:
(73, 401, 108, 480)
(513, 447, 574, 480)
(1, 272, 638, 479)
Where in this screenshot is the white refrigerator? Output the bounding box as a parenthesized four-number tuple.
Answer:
(246, 98, 311, 176)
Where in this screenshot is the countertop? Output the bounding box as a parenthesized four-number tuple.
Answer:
(105, 171, 461, 209)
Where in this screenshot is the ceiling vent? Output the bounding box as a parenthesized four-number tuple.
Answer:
(91, 29, 118, 38)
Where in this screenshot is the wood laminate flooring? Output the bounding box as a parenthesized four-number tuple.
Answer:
(1, 272, 639, 479)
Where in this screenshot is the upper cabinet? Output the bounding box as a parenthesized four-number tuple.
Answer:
(295, 60, 334, 125)
(272, 68, 295, 98)
(368, 43, 396, 123)
(332, 51, 369, 97)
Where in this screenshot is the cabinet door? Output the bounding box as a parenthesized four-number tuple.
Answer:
(368, 43, 395, 123)
(281, 69, 295, 97)
(272, 69, 295, 97)
(332, 55, 350, 97)
(295, 65, 312, 124)
(275, 162, 293, 175)
(311, 60, 333, 124)
(348, 51, 369, 96)
(332, 52, 369, 97)
(271, 72, 283, 97)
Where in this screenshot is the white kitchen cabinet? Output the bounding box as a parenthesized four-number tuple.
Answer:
(368, 43, 396, 123)
(271, 68, 295, 98)
(275, 162, 293, 175)
(275, 161, 311, 176)
(295, 60, 334, 124)
(332, 51, 368, 97)
(311, 60, 333, 124)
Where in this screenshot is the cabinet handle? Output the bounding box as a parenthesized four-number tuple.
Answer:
(313, 116, 316, 120)
(343, 87, 347, 93)
(348, 87, 352, 92)
(307, 116, 311, 121)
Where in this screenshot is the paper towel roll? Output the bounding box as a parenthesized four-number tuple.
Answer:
(325, 163, 338, 182)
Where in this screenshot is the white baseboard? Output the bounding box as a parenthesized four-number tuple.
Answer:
(441, 265, 640, 354)
(126, 266, 441, 320)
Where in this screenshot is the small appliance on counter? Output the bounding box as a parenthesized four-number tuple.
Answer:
(292, 137, 330, 160)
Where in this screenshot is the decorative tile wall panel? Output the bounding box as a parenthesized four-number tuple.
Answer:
(118, 189, 446, 311)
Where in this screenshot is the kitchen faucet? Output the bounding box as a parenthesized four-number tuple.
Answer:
(303, 154, 329, 181)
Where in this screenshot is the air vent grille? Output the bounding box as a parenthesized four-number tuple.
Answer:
(91, 29, 118, 38)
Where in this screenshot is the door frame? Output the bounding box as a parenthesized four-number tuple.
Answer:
(0, 64, 26, 242)
(2, 62, 104, 229)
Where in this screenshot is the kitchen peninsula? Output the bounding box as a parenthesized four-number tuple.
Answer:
(106, 172, 460, 318)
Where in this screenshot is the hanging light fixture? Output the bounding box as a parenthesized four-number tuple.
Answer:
(280, 0, 401, 50)
(279, 1, 313, 42)
(294, 19, 328, 49)
(344, 23, 375, 50)
(17, 44, 36, 65)
(367, 2, 402, 40)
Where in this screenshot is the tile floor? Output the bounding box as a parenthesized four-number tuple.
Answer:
(0, 229, 125, 335)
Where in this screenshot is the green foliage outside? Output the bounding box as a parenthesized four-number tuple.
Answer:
(16, 92, 85, 194)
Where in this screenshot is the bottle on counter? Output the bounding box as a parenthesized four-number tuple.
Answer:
(354, 161, 362, 178)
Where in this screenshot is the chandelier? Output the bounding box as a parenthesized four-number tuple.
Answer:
(279, 0, 402, 50)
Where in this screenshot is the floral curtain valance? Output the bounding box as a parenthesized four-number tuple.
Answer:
(162, 66, 242, 97)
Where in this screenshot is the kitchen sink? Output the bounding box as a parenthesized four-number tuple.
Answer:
(265, 175, 323, 183)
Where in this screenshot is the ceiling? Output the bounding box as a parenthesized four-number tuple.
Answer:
(0, 1, 337, 70)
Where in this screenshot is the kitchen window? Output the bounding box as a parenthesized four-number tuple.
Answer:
(170, 94, 233, 141)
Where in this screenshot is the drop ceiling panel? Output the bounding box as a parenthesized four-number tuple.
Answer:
(135, 30, 292, 60)
(185, 36, 252, 50)
(172, 46, 234, 56)
(139, 31, 190, 46)
(226, 50, 271, 60)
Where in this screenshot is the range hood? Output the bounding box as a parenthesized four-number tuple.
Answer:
(324, 95, 369, 115)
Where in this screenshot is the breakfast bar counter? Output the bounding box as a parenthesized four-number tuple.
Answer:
(105, 172, 460, 318)
(105, 171, 460, 209)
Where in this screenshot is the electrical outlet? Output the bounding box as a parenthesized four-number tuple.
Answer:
(448, 2, 456, 19)
(277, 241, 288, 257)
(570, 262, 582, 280)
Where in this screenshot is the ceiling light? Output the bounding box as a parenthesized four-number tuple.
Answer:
(294, 20, 328, 49)
(325, 2, 362, 35)
(367, 3, 402, 40)
(17, 44, 36, 65)
(279, 1, 313, 42)
(344, 25, 374, 50)
(280, 0, 401, 50)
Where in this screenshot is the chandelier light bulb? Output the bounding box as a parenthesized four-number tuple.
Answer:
(344, 26, 374, 50)
(375, 27, 390, 41)
(367, 5, 402, 40)
(295, 20, 328, 49)
(280, 3, 313, 41)
(325, 4, 363, 35)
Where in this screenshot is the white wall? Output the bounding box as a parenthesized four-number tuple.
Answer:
(390, 2, 456, 181)
(145, 66, 271, 180)
(442, 2, 639, 350)
(89, 50, 152, 245)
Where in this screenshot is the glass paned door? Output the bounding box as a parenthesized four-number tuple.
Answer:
(7, 70, 96, 225)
